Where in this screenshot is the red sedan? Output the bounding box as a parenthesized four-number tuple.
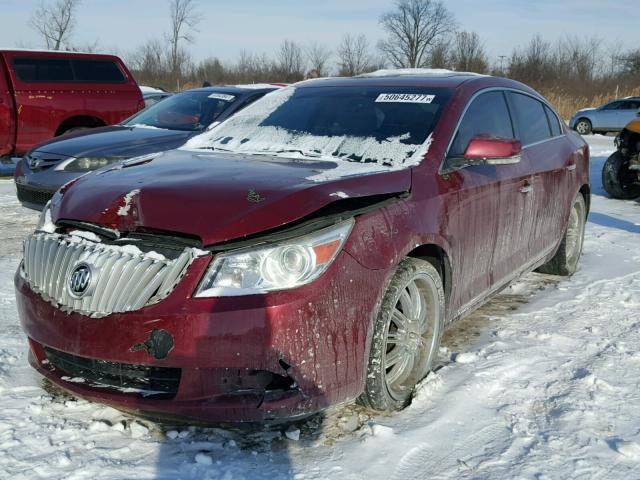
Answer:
(15, 71, 589, 422)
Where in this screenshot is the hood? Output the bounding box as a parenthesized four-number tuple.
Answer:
(51, 149, 412, 246)
(33, 126, 194, 159)
(574, 107, 597, 116)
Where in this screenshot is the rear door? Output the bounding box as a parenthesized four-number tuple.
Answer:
(614, 100, 640, 129)
(0, 54, 15, 156)
(506, 91, 572, 260)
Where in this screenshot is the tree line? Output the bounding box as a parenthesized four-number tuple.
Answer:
(27, 0, 640, 117)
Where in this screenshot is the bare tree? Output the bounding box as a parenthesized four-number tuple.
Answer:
(429, 39, 451, 69)
(379, 0, 456, 68)
(167, 0, 201, 81)
(450, 31, 488, 73)
(29, 0, 81, 50)
(337, 34, 373, 76)
(305, 42, 332, 77)
(621, 48, 640, 76)
(276, 40, 305, 81)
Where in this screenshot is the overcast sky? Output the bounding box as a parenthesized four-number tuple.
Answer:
(1, 0, 638, 67)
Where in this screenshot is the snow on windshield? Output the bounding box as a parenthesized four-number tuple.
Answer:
(185, 86, 447, 181)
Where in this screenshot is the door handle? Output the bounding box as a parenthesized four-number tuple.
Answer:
(566, 163, 577, 172)
(518, 183, 532, 194)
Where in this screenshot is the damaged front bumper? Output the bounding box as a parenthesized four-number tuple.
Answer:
(15, 248, 389, 422)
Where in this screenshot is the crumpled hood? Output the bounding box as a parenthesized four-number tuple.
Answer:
(52, 149, 412, 246)
(33, 125, 193, 159)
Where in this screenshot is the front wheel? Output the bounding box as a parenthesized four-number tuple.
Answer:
(602, 151, 640, 199)
(359, 258, 445, 412)
(537, 194, 586, 276)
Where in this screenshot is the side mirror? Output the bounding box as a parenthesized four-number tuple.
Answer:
(447, 136, 522, 170)
(464, 136, 522, 164)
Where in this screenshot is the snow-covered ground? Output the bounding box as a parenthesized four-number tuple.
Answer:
(1, 135, 639, 479)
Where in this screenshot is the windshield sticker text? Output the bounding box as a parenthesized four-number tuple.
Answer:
(375, 93, 435, 104)
(208, 93, 236, 102)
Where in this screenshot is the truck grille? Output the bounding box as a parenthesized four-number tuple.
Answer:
(16, 184, 54, 208)
(22, 232, 201, 317)
(44, 347, 181, 397)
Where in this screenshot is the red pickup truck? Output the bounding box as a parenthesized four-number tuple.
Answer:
(0, 50, 143, 163)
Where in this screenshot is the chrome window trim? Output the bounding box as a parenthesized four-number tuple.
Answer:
(440, 87, 567, 174)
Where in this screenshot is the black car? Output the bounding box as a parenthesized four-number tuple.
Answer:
(14, 85, 281, 210)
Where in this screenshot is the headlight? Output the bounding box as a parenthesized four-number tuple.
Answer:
(36, 201, 56, 233)
(55, 156, 127, 172)
(195, 219, 354, 297)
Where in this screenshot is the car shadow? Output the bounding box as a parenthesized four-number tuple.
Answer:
(588, 212, 640, 234)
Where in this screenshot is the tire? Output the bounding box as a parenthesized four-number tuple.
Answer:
(602, 151, 640, 200)
(574, 119, 592, 135)
(537, 194, 586, 276)
(358, 258, 445, 412)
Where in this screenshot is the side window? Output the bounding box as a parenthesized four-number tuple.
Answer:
(508, 92, 552, 145)
(71, 60, 126, 83)
(449, 91, 514, 157)
(544, 105, 563, 137)
(602, 101, 622, 111)
(12, 58, 73, 82)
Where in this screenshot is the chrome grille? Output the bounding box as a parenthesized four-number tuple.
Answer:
(22, 232, 203, 317)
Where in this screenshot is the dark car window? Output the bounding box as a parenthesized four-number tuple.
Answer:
(12, 58, 74, 82)
(124, 90, 235, 131)
(508, 92, 552, 146)
(12, 57, 125, 83)
(601, 101, 623, 111)
(449, 91, 514, 157)
(71, 59, 125, 83)
(619, 100, 640, 110)
(544, 105, 563, 137)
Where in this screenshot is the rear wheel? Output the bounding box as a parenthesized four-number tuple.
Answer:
(537, 194, 586, 276)
(359, 258, 444, 412)
(602, 151, 640, 199)
(574, 119, 592, 135)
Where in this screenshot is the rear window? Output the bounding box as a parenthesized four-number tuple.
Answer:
(11, 57, 126, 83)
(508, 92, 552, 145)
(544, 105, 563, 137)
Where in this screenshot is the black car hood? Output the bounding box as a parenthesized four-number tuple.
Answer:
(32, 125, 195, 159)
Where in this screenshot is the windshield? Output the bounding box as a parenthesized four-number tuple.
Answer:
(185, 86, 452, 169)
(124, 90, 238, 131)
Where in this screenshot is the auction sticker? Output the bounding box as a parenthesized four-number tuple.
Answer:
(375, 93, 435, 104)
(208, 93, 236, 101)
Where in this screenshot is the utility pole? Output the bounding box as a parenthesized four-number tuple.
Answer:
(498, 55, 507, 75)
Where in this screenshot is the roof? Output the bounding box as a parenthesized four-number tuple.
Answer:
(0, 48, 117, 58)
(357, 68, 485, 78)
(185, 85, 280, 95)
(296, 72, 489, 89)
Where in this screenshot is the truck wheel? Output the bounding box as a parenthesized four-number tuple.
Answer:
(537, 194, 586, 277)
(602, 151, 640, 199)
(359, 258, 444, 412)
(574, 119, 592, 135)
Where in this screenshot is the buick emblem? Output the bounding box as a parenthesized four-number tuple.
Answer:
(68, 263, 92, 299)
